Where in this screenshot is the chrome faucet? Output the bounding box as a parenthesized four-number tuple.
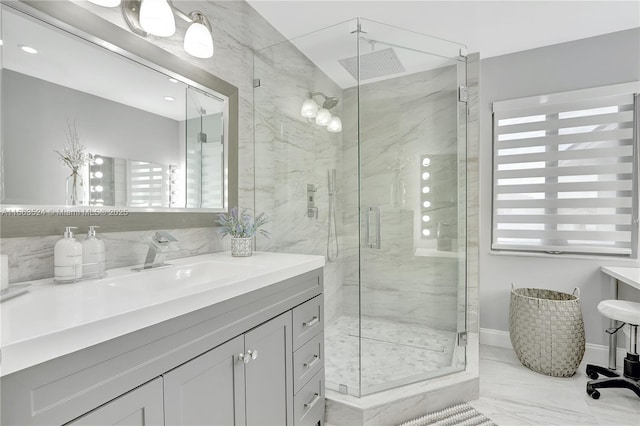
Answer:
(133, 231, 182, 271)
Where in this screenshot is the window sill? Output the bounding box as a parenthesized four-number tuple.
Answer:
(488, 249, 640, 265)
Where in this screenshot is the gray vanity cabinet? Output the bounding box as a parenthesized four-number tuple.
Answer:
(164, 312, 293, 426)
(1, 268, 323, 426)
(163, 336, 246, 426)
(245, 311, 293, 426)
(66, 378, 164, 426)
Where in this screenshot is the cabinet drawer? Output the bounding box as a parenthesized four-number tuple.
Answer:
(294, 331, 324, 394)
(293, 369, 324, 426)
(292, 296, 324, 350)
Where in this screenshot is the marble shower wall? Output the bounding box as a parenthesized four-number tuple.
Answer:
(252, 41, 345, 325)
(342, 64, 464, 331)
(1, 1, 292, 282)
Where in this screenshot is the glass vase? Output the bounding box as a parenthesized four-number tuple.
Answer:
(66, 170, 85, 206)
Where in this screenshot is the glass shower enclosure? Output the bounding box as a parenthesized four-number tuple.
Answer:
(254, 18, 467, 397)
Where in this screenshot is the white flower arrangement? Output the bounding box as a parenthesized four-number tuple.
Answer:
(54, 121, 91, 173)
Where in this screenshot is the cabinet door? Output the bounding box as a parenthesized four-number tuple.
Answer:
(245, 311, 294, 426)
(66, 378, 163, 426)
(163, 335, 246, 426)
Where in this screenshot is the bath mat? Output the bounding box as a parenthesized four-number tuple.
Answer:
(396, 403, 496, 426)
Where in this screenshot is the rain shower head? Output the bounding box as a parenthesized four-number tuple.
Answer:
(338, 47, 406, 81)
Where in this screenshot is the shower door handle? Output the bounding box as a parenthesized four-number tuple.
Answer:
(365, 207, 381, 249)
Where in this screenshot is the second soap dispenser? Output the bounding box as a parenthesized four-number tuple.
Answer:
(82, 226, 106, 278)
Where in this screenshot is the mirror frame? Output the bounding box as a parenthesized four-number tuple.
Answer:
(0, 0, 239, 237)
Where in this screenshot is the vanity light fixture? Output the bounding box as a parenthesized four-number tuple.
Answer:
(327, 116, 343, 133)
(315, 108, 332, 126)
(139, 0, 175, 37)
(119, 0, 215, 59)
(183, 12, 214, 58)
(300, 92, 342, 133)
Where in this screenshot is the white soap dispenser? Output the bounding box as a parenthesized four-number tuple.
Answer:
(82, 226, 106, 278)
(54, 226, 83, 282)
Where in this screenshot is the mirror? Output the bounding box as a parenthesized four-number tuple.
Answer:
(0, 1, 237, 214)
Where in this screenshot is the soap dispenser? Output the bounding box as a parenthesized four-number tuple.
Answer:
(54, 226, 83, 282)
(82, 226, 106, 278)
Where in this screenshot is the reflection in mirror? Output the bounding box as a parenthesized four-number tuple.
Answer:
(0, 4, 227, 211)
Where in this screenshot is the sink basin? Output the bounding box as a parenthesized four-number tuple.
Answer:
(107, 260, 263, 297)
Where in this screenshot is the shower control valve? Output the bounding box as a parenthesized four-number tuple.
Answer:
(307, 184, 318, 218)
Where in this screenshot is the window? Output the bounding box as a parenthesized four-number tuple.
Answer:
(492, 83, 639, 256)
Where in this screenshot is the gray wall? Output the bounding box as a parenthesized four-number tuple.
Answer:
(1, 70, 180, 205)
(479, 28, 640, 347)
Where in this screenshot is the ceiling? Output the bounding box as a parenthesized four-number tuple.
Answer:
(248, 0, 640, 61)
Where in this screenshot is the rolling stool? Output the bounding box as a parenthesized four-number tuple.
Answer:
(586, 300, 640, 399)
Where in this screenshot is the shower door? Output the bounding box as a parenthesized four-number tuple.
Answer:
(252, 17, 468, 399)
(354, 19, 468, 395)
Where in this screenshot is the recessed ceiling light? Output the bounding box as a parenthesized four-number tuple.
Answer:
(18, 44, 38, 54)
(168, 78, 179, 83)
(164, 96, 175, 102)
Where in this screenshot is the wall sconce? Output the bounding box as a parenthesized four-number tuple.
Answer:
(300, 92, 342, 133)
(91, 0, 215, 59)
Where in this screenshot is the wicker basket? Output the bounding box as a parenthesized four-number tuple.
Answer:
(509, 284, 585, 377)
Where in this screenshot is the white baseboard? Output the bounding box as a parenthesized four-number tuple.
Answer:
(479, 328, 627, 368)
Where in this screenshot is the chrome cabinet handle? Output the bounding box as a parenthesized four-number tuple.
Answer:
(238, 350, 258, 364)
(365, 207, 381, 249)
(238, 353, 250, 364)
(303, 316, 319, 328)
(303, 354, 320, 369)
(304, 393, 320, 411)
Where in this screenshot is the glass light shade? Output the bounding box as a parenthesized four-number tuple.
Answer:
(140, 0, 176, 37)
(327, 116, 342, 132)
(184, 22, 214, 58)
(315, 108, 332, 126)
(88, 0, 121, 6)
(300, 99, 319, 118)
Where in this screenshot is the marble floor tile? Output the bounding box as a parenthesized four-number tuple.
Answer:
(470, 345, 639, 426)
(325, 316, 457, 395)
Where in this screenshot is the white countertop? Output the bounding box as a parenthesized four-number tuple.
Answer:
(601, 266, 640, 291)
(0, 251, 325, 377)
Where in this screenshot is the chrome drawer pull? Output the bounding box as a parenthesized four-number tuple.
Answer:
(303, 316, 319, 328)
(303, 354, 319, 369)
(304, 393, 320, 411)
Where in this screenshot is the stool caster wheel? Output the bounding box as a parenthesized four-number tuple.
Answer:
(585, 365, 599, 380)
(586, 384, 600, 400)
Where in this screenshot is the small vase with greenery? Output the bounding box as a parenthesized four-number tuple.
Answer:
(55, 121, 91, 206)
(217, 207, 270, 257)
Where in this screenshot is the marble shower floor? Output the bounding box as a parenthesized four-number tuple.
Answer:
(325, 315, 457, 395)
